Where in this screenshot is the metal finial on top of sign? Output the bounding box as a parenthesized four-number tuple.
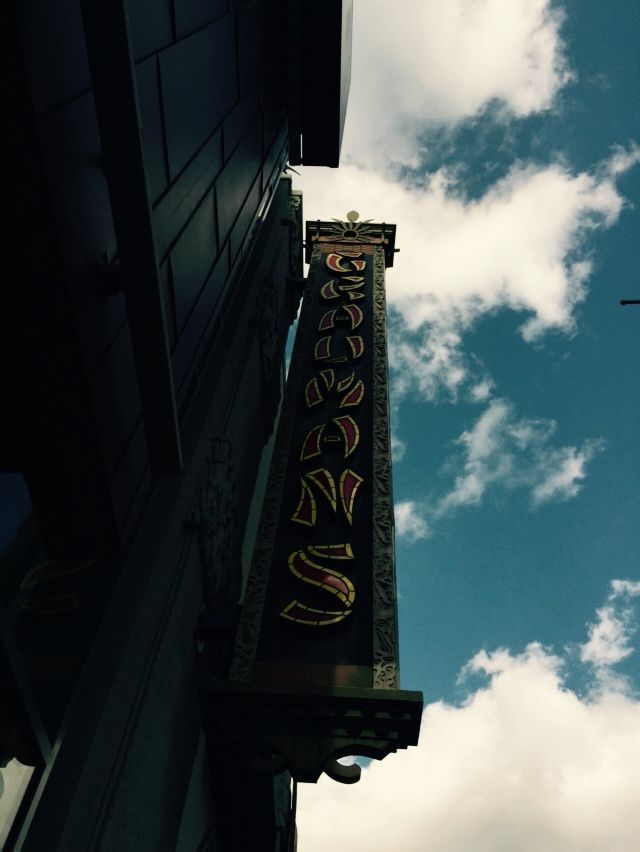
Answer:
(306, 215, 398, 268)
(323, 213, 375, 241)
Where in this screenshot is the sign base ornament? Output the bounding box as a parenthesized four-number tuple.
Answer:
(200, 681, 422, 784)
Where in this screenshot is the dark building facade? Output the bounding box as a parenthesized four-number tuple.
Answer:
(2, 2, 354, 849)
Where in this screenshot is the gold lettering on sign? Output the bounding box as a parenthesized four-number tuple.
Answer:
(280, 544, 356, 627)
(283, 249, 371, 627)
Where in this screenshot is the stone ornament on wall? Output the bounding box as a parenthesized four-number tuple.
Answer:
(371, 244, 399, 689)
(187, 437, 241, 610)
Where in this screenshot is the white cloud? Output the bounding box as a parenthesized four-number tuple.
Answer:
(438, 399, 516, 511)
(297, 147, 639, 401)
(612, 579, 640, 597)
(297, 609, 640, 852)
(469, 378, 495, 402)
(389, 323, 467, 402)
(531, 442, 604, 505)
(580, 579, 640, 679)
(437, 399, 603, 515)
(390, 399, 603, 535)
(390, 432, 407, 462)
(370, 397, 604, 541)
(394, 500, 429, 542)
(345, 0, 573, 171)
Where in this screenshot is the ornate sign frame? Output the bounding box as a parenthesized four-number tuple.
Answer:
(201, 216, 422, 784)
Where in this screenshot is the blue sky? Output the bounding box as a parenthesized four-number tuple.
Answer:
(293, 2, 640, 849)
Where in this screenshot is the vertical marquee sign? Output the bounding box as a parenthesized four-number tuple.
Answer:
(201, 214, 423, 784)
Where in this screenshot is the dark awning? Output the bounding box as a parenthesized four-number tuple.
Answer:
(287, 0, 353, 167)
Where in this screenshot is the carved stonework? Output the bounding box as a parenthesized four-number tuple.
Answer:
(288, 192, 303, 279)
(229, 247, 322, 681)
(371, 245, 400, 689)
(188, 438, 241, 609)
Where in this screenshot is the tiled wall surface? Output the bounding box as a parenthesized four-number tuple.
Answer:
(16, 0, 289, 549)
